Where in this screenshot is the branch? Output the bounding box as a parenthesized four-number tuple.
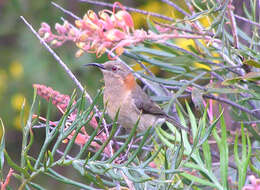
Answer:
(20, 16, 113, 155)
(79, 0, 174, 21)
(20, 16, 92, 104)
(160, 0, 190, 17)
(227, 0, 239, 49)
(234, 14, 260, 28)
(51, 2, 80, 20)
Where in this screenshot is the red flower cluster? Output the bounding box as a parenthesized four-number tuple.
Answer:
(33, 84, 72, 112)
(243, 175, 260, 190)
(38, 2, 135, 58)
(33, 84, 110, 156)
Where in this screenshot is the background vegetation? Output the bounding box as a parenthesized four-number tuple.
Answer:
(0, 0, 260, 189)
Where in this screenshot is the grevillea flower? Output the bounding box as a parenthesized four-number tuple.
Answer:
(38, 2, 135, 58)
(0, 168, 14, 190)
(33, 84, 110, 156)
(38, 2, 219, 59)
(243, 175, 260, 190)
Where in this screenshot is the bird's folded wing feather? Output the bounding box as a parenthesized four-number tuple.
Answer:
(132, 85, 188, 131)
(132, 85, 165, 115)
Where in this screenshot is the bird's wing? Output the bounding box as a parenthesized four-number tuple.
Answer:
(132, 85, 166, 116)
(132, 85, 188, 131)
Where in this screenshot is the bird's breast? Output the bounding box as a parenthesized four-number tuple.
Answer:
(104, 87, 156, 130)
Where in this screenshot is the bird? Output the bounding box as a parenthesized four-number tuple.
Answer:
(85, 61, 187, 132)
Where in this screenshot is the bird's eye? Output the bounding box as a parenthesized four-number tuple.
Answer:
(111, 66, 118, 72)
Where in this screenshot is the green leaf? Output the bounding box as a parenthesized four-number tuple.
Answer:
(131, 53, 186, 73)
(198, 109, 223, 146)
(172, 137, 184, 169)
(131, 46, 176, 58)
(205, 87, 246, 94)
(107, 111, 139, 163)
(181, 172, 217, 188)
(0, 119, 5, 178)
(138, 72, 183, 86)
(146, 17, 159, 34)
(222, 77, 242, 85)
(243, 72, 260, 81)
(162, 55, 195, 65)
(243, 59, 260, 68)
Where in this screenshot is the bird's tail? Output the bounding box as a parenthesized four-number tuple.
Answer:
(165, 115, 188, 132)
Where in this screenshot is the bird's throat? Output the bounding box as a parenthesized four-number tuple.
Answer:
(123, 73, 136, 90)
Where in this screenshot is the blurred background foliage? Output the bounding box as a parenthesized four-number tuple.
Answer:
(1, 0, 258, 189)
(0, 0, 196, 133)
(0, 0, 189, 188)
(0, 0, 180, 131)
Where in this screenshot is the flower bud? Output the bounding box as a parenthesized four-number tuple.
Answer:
(104, 29, 126, 41)
(88, 10, 99, 23)
(115, 10, 134, 28)
(41, 22, 51, 31)
(75, 20, 83, 29)
(55, 23, 66, 34)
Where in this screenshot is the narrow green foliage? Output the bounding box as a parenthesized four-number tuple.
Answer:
(107, 111, 139, 163)
(234, 123, 251, 190)
(212, 108, 229, 189)
(0, 119, 5, 179)
(5, 0, 260, 189)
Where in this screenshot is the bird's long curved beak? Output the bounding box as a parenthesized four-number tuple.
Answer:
(83, 63, 105, 70)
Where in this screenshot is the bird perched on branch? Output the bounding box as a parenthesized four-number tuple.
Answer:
(85, 61, 187, 132)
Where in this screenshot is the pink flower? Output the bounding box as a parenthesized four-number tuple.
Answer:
(243, 175, 260, 190)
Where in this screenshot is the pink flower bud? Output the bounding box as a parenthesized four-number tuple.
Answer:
(87, 10, 99, 24)
(104, 29, 126, 41)
(55, 23, 66, 35)
(115, 46, 124, 56)
(75, 20, 83, 29)
(41, 22, 51, 31)
(38, 28, 46, 36)
(115, 10, 134, 28)
(99, 11, 110, 21)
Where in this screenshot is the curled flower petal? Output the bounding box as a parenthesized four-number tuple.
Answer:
(104, 29, 126, 41)
(55, 23, 66, 35)
(115, 10, 134, 28)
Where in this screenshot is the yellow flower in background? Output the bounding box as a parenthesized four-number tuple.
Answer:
(175, 38, 212, 70)
(9, 60, 24, 79)
(13, 115, 22, 130)
(132, 0, 188, 29)
(199, 15, 212, 28)
(11, 93, 25, 111)
(11, 95, 29, 130)
(131, 1, 219, 72)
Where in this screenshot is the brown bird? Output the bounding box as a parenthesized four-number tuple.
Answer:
(85, 61, 187, 132)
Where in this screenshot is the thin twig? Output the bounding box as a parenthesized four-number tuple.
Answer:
(20, 16, 92, 103)
(234, 120, 260, 124)
(203, 94, 260, 119)
(120, 170, 136, 190)
(234, 14, 260, 28)
(154, 21, 214, 37)
(164, 42, 219, 66)
(21, 16, 113, 156)
(160, 0, 190, 17)
(51, 2, 80, 20)
(227, 0, 239, 49)
(79, 0, 174, 22)
(151, 33, 222, 43)
(163, 84, 260, 120)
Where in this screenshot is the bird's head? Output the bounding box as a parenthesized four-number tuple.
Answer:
(85, 61, 136, 90)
